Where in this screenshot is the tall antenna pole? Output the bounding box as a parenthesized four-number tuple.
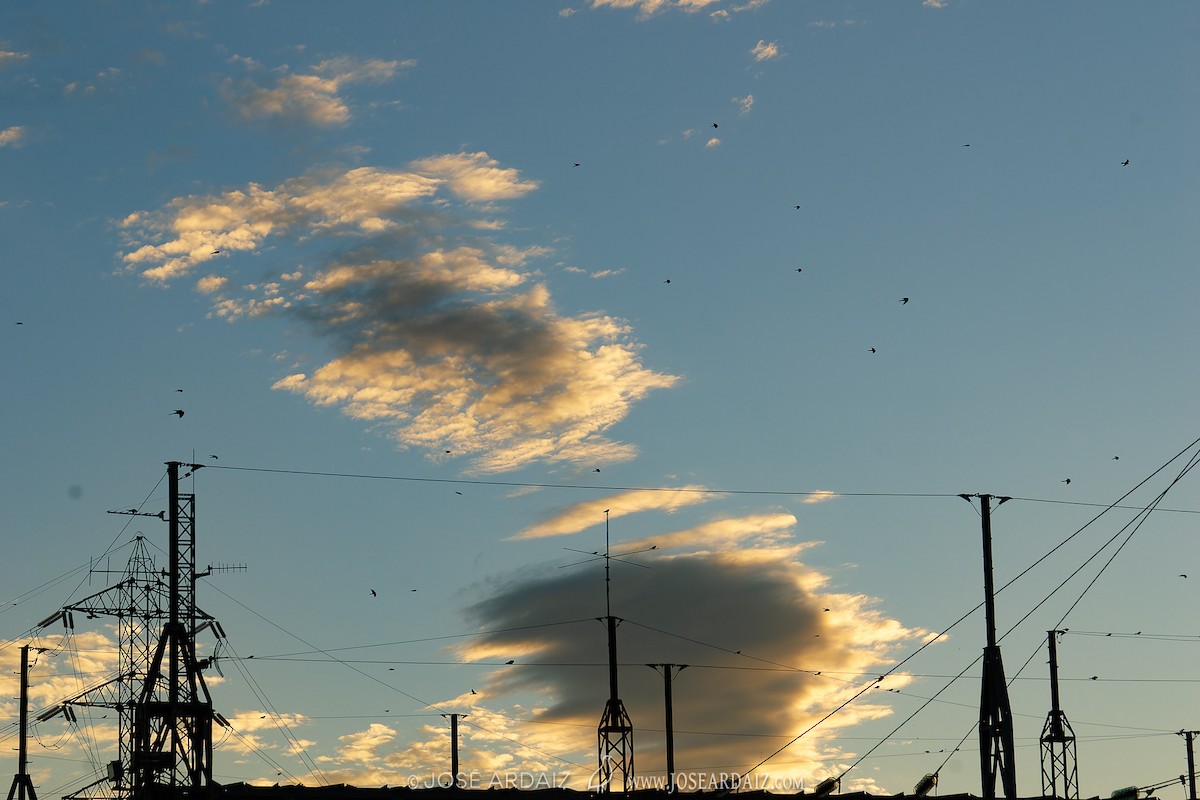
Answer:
(968, 493, 1017, 800)
(1181, 731, 1199, 800)
(647, 664, 687, 793)
(6, 645, 38, 800)
(442, 714, 467, 787)
(1040, 630, 1078, 798)
(596, 509, 635, 793)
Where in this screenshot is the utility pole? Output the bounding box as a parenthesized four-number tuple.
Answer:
(6, 645, 38, 800)
(1040, 630, 1078, 798)
(1180, 731, 1198, 800)
(647, 664, 687, 792)
(963, 493, 1017, 800)
(442, 714, 467, 787)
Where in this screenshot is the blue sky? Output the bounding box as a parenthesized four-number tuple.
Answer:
(1, 0, 1198, 796)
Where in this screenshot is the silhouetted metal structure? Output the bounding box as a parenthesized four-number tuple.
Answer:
(596, 511, 634, 793)
(964, 493, 1017, 800)
(42, 462, 226, 800)
(1040, 630, 1078, 798)
(6, 645, 38, 800)
(442, 714, 467, 788)
(647, 664, 687, 792)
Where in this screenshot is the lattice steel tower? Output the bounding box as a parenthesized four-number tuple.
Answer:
(596, 510, 635, 793)
(45, 462, 226, 800)
(1040, 630, 1079, 798)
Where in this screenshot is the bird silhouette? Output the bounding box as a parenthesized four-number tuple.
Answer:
(1121, 159, 1130, 166)
(471, 689, 477, 695)
(505, 660, 515, 665)
(593, 468, 601, 472)
(1112, 455, 1120, 460)
(1180, 574, 1188, 578)
(170, 409, 185, 418)
(1090, 676, 1098, 680)
(370, 589, 377, 597)
(900, 297, 909, 304)
(664, 279, 671, 284)
(573, 163, 580, 167)
(711, 122, 718, 128)
(962, 143, 971, 147)
(868, 347, 876, 353)
(212, 249, 221, 254)
(455, 491, 463, 495)
(795, 268, 803, 273)
(794, 205, 801, 210)
(209, 454, 219, 459)
(1062, 478, 1071, 485)
(175, 388, 184, 392)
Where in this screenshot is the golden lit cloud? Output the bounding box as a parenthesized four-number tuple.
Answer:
(751, 39, 781, 61)
(512, 487, 713, 540)
(0, 126, 26, 147)
(459, 516, 927, 791)
(221, 56, 410, 127)
(122, 156, 678, 473)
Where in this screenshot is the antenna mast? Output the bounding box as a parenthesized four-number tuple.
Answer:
(596, 510, 635, 793)
(1040, 630, 1079, 798)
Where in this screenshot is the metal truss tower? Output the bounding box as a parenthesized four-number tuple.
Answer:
(45, 462, 226, 800)
(596, 511, 634, 793)
(1040, 630, 1079, 798)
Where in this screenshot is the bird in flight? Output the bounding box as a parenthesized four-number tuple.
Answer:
(795, 268, 803, 273)
(1062, 478, 1071, 485)
(175, 388, 184, 392)
(209, 454, 219, 459)
(505, 660, 515, 665)
(1121, 159, 1130, 166)
(470, 689, 477, 695)
(962, 143, 971, 147)
(900, 297, 909, 304)
(664, 279, 671, 284)
(370, 589, 377, 597)
(593, 468, 601, 473)
(794, 205, 801, 210)
(573, 163, 580, 167)
(868, 347, 876, 353)
(711, 122, 718, 128)
(170, 409, 185, 418)
(1112, 455, 1120, 460)
(212, 249, 221, 255)
(1180, 574, 1188, 579)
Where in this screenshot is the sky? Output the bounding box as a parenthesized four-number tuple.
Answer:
(1, 0, 1198, 796)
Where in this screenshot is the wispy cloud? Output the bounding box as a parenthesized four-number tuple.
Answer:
(750, 39, 780, 61)
(0, 49, 30, 67)
(221, 56, 412, 127)
(0, 126, 26, 148)
(733, 94, 753, 116)
(120, 155, 678, 473)
(512, 487, 713, 540)
(590, 0, 747, 20)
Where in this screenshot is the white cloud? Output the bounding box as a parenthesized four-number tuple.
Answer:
(705, 137, 720, 148)
(751, 39, 780, 61)
(590, 0, 730, 20)
(733, 94, 753, 115)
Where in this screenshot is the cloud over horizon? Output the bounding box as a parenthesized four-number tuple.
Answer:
(450, 517, 925, 792)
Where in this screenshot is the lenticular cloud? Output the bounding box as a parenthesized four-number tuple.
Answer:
(119, 154, 678, 473)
